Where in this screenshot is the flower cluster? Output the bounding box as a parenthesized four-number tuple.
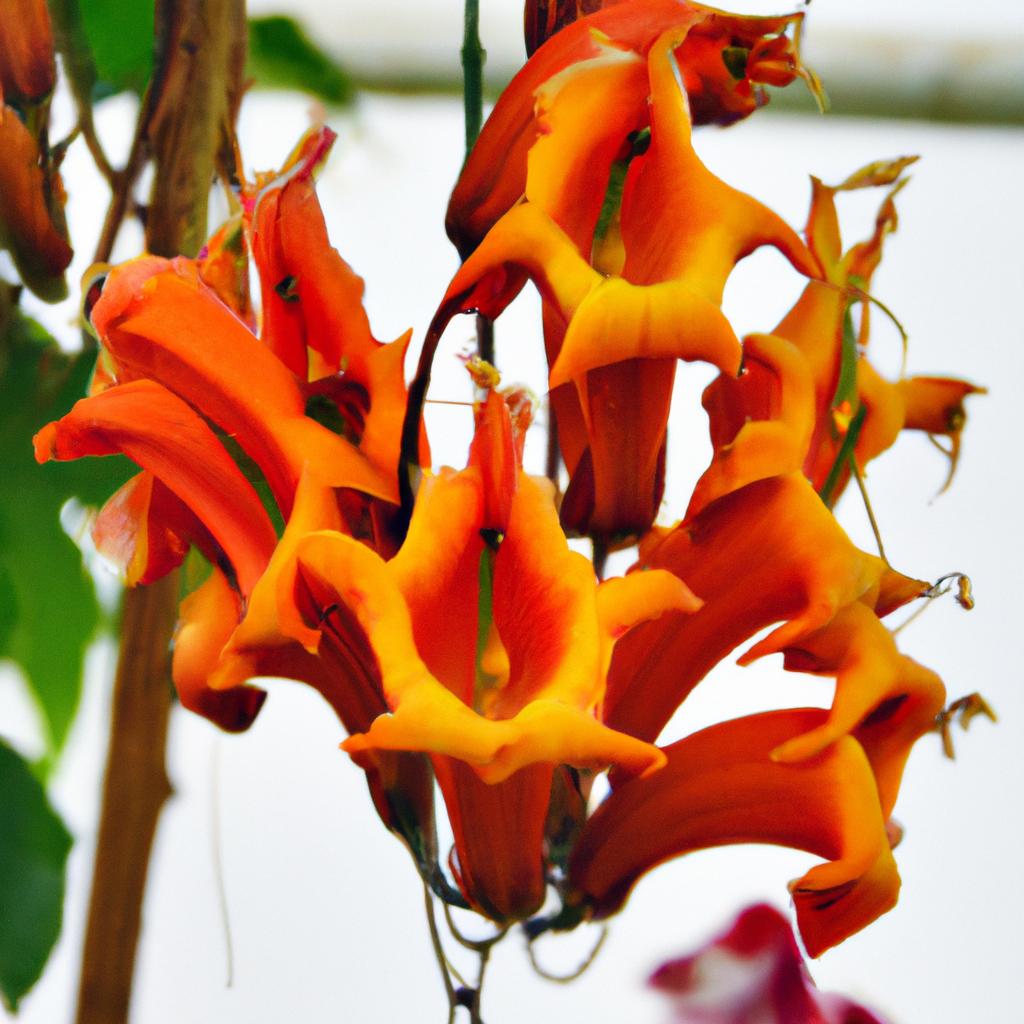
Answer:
(37, 0, 981, 971)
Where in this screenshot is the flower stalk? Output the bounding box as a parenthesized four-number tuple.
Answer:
(74, 574, 177, 1024)
(73, 3, 246, 1021)
(460, 0, 485, 158)
(461, 0, 494, 369)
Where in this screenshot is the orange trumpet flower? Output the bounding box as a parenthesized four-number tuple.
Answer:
(573, 320, 947, 954)
(419, 25, 819, 543)
(285, 388, 696, 918)
(721, 156, 986, 502)
(34, 128, 418, 734)
(453, 0, 819, 258)
(568, 473, 943, 955)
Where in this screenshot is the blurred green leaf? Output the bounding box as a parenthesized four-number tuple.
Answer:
(247, 15, 355, 106)
(77, 0, 155, 98)
(0, 314, 130, 763)
(0, 739, 72, 1013)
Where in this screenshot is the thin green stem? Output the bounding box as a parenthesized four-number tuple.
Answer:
(460, 0, 484, 157)
(461, 0, 493, 369)
(849, 457, 889, 565)
(526, 924, 609, 983)
(210, 738, 234, 988)
(92, 100, 152, 264)
(441, 901, 509, 953)
(469, 942, 493, 1024)
(423, 885, 458, 1024)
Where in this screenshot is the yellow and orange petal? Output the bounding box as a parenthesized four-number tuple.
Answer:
(605, 473, 924, 744)
(450, 1, 812, 256)
(775, 600, 945, 816)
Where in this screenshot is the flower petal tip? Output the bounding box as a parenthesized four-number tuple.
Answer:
(31, 422, 57, 463)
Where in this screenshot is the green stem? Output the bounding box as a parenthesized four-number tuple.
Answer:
(92, 101, 152, 265)
(460, 0, 484, 157)
(423, 886, 457, 1024)
(469, 943, 492, 1024)
(526, 924, 608, 983)
(849, 456, 889, 565)
(461, 0, 493, 369)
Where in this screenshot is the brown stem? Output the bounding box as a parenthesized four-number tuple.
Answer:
(145, 0, 246, 257)
(475, 314, 494, 368)
(75, 3, 246, 1022)
(74, 574, 177, 1024)
(92, 118, 151, 265)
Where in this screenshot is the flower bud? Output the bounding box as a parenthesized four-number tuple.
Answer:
(0, 0, 56, 107)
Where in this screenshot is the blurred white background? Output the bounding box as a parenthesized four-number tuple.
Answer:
(2, 1, 1023, 1022)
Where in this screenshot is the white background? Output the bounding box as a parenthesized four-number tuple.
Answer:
(2, 2, 1023, 1022)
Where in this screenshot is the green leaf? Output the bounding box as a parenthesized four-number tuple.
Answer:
(77, 0, 155, 98)
(0, 314, 131, 762)
(0, 739, 73, 1013)
(247, 15, 355, 106)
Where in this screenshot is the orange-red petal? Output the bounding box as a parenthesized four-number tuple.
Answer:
(92, 471, 212, 586)
(172, 568, 266, 732)
(569, 709, 900, 957)
(689, 333, 815, 517)
(90, 256, 395, 511)
(775, 601, 945, 816)
(605, 474, 903, 743)
(34, 380, 277, 595)
(433, 756, 551, 921)
(210, 465, 344, 691)
(618, 31, 819, 292)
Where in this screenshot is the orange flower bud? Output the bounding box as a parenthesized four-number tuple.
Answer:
(0, 105, 72, 299)
(0, 0, 55, 106)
